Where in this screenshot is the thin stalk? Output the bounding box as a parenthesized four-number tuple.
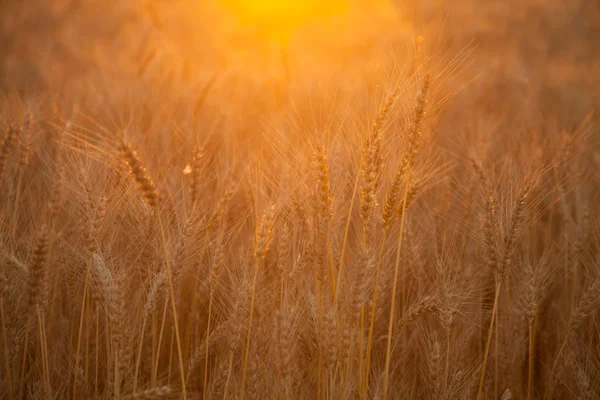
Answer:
(183, 239, 209, 368)
(104, 312, 113, 394)
(36, 306, 49, 398)
(168, 331, 175, 385)
(494, 307, 499, 399)
(358, 307, 365, 396)
(203, 294, 214, 400)
(133, 318, 147, 392)
(47, 272, 61, 336)
(41, 311, 51, 397)
(152, 298, 169, 385)
(73, 260, 92, 400)
(479, 286, 483, 354)
(85, 296, 91, 384)
(505, 275, 512, 304)
(183, 257, 204, 368)
(364, 229, 388, 397)
(444, 329, 450, 392)
(151, 313, 156, 384)
(316, 283, 323, 400)
(383, 169, 412, 399)
(527, 319, 535, 400)
(222, 350, 235, 400)
(240, 258, 262, 399)
(572, 258, 578, 311)
(18, 317, 30, 400)
(341, 319, 357, 400)
(114, 350, 119, 399)
(1, 296, 13, 399)
(95, 304, 99, 399)
(328, 242, 337, 300)
(336, 165, 361, 308)
(11, 172, 24, 240)
(477, 279, 502, 399)
(548, 335, 571, 396)
(157, 213, 187, 399)
(105, 313, 111, 393)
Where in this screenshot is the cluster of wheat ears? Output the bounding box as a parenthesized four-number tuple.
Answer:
(0, 25, 599, 400)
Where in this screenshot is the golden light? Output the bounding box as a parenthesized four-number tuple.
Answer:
(221, 0, 351, 43)
(189, 0, 404, 93)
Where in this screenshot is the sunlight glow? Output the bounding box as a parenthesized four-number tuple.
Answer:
(221, 0, 351, 42)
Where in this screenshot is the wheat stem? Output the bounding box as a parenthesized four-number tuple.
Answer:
(527, 319, 535, 399)
(494, 307, 499, 399)
(364, 229, 388, 397)
(114, 348, 120, 398)
(18, 316, 31, 400)
(203, 294, 214, 400)
(168, 330, 175, 385)
(95, 304, 99, 398)
(383, 168, 412, 399)
(549, 335, 570, 391)
(133, 318, 147, 392)
(73, 262, 91, 400)
(152, 299, 168, 386)
(328, 242, 337, 300)
(223, 350, 235, 400)
(11, 172, 24, 240)
(37, 305, 51, 398)
(477, 279, 502, 399)
(444, 328, 450, 392)
(1, 296, 13, 399)
(240, 257, 261, 399)
(183, 249, 207, 372)
(336, 165, 361, 308)
(157, 213, 187, 399)
(85, 296, 91, 387)
(358, 306, 365, 396)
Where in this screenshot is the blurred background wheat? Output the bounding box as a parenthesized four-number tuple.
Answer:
(0, 0, 599, 399)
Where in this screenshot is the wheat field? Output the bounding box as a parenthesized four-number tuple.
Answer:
(0, 0, 599, 399)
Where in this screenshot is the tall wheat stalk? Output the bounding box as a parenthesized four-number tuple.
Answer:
(478, 181, 531, 399)
(0, 294, 12, 400)
(382, 167, 412, 399)
(19, 226, 49, 400)
(240, 206, 274, 399)
(378, 73, 430, 399)
(120, 140, 187, 399)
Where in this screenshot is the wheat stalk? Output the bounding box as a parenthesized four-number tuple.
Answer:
(240, 205, 274, 399)
(119, 139, 186, 399)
